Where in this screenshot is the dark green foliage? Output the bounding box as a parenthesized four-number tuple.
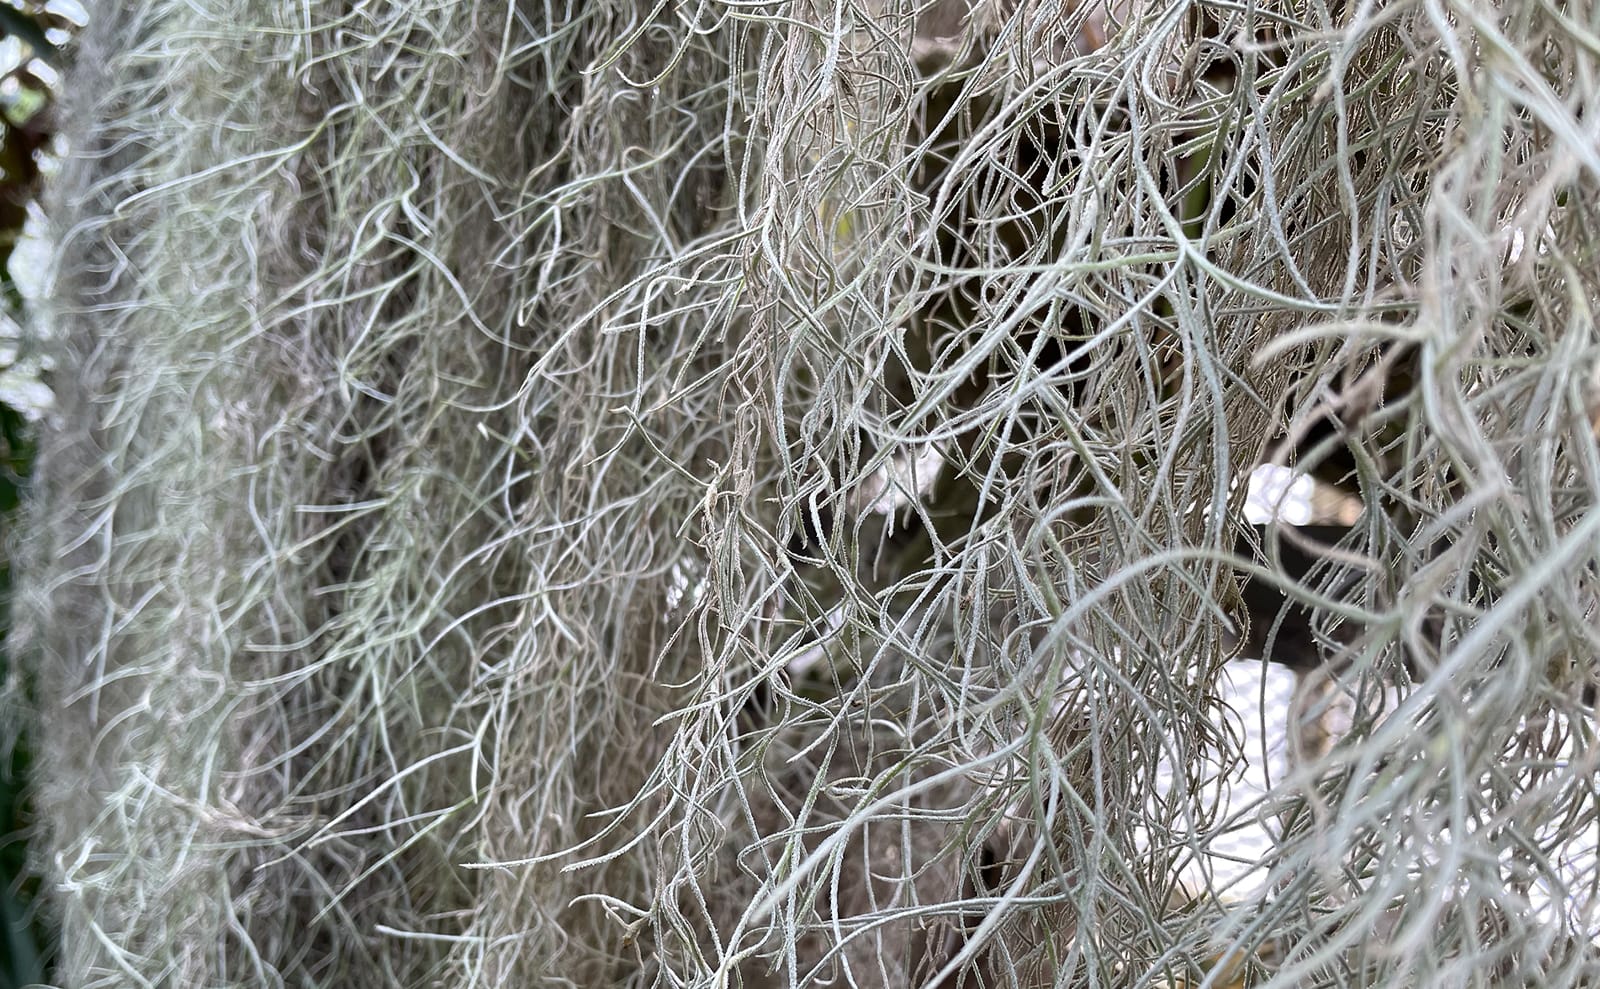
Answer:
(0, 3, 66, 984)
(1, 404, 45, 989)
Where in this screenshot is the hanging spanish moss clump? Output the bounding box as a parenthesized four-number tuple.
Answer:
(13, 1, 1600, 986)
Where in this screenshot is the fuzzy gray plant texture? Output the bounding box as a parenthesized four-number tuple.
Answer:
(12, 0, 1600, 986)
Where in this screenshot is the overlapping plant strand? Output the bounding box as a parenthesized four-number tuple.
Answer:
(14, 0, 1600, 985)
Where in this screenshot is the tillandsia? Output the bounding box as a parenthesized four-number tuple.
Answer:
(13, 1, 1600, 987)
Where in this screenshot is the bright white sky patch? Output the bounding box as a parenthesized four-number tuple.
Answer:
(1151, 658, 1298, 904)
(1244, 464, 1316, 526)
(861, 442, 945, 515)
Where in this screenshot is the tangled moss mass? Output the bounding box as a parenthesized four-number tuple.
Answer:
(13, 1, 1600, 986)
